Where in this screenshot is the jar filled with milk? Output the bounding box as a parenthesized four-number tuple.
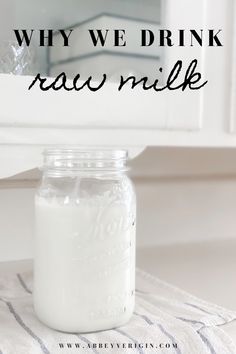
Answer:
(34, 148, 136, 333)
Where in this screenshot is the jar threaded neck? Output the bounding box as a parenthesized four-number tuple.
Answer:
(43, 148, 128, 176)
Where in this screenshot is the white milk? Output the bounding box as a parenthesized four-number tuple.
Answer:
(34, 196, 136, 333)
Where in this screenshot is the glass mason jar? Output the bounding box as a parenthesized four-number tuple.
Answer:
(34, 148, 136, 333)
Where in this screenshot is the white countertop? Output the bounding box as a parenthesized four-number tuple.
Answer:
(137, 239, 236, 343)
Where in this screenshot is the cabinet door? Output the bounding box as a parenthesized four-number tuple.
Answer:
(230, 0, 236, 133)
(0, 0, 212, 132)
(0, 0, 235, 179)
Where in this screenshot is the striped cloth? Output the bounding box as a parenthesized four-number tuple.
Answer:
(0, 268, 236, 354)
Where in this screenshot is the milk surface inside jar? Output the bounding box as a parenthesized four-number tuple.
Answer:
(34, 149, 136, 333)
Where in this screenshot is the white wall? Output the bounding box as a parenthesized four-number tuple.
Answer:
(1, 147, 236, 261)
(1, 177, 236, 261)
(130, 147, 236, 178)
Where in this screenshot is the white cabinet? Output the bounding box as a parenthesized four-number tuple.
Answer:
(230, 0, 236, 133)
(0, 0, 236, 178)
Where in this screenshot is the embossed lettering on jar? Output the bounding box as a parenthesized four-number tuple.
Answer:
(34, 149, 136, 333)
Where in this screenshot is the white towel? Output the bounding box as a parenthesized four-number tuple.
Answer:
(0, 268, 236, 354)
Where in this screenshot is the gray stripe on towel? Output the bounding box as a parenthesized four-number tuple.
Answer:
(5, 301, 50, 354)
(198, 331, 217, 354)
(134, 311, 154, 325)
(175, 317, 205, 327)
(135, 288, 149, 295)
(76, 335, 100, 354)
(16, 273, 32, 294)
(157, 324, 182, 354)
(135, 312, 181, 354)
(115, 328, 145, 354)
(185, 302, 226, 322)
